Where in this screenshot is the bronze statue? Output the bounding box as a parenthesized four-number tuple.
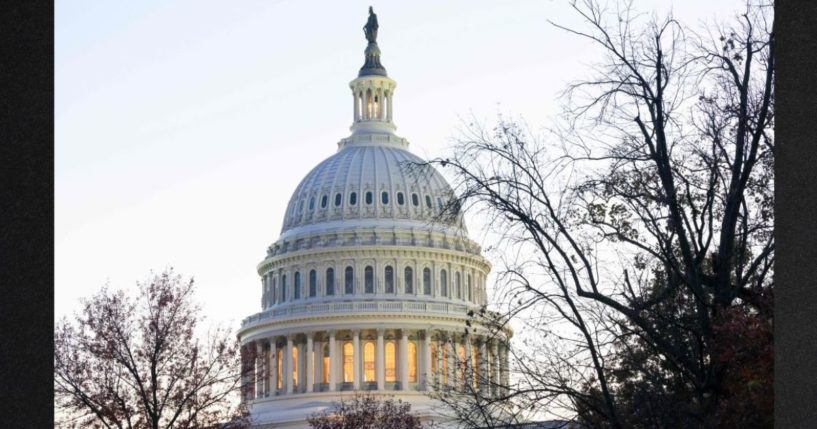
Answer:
(363, 6, 378, 43)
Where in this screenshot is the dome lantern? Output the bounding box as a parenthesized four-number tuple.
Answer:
(350, 7, 397, 136)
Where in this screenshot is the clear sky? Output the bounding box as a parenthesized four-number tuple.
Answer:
(56, 0, 745, 329)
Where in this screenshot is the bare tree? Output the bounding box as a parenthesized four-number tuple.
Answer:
(54, 269, 251, 429)
(424, 1, 774, 427)
(307, 393, 431, 429)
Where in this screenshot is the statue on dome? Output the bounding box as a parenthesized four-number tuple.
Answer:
(363, 6, 378, 44)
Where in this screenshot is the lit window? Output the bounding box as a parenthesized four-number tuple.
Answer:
(385, 341, 397, 382)
(423, 268, 431, 295)
(384, 266, 394, 293)
(430, 342, 438, 380)
(440, 270, 448, 297)
(326, 268, 335, 296)
(321, 195, 328, 208)
(365, 191, 373, 205)
(277, 348, 283, 389)
(335, 193, 342, 207)
(404, 267, 413, 294)
(457, 345, 466, 382)
(365, 266, 374, 294)
(442, 345, 449, 384)
(345, 266, 354, 294)
(412, 193, 419, 206)
(397, 192, 405, 205)
(293, 346, 299, 387)
(309, 270, 317, 297)
(294, 272, 301, 299)
(425, 195, 432, 208)
(322, 344, 330, 384)
(343, 342, 354, 383)
(408, 341, 417, 383)
(350, 192, 357, 206)
(364, 342, 376, 382)
(381, 191, 389, 204)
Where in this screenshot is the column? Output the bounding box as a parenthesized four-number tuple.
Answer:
(399, 330, 409, 390)
(447, 334, 456, 388)
(241, 345, 251, 400)
(464, 335, 473, 390)
(353, 88, 359, 121)
(478, 338, 488, 395)
(286, 336, 294, 394)
(387, 91, 393, 122)
(501, 343, 510, 396)
(328, 331, 337, 391)
(306, 333, 315, 393)
(352, 330, 361, 390)
(270, 342, 278, 396)
(491, 340, 500, 397)
(422, 330, 432, 391)
(256, 341, 265, 398)
(436, 334, 444, 387)
(376, 329, 385, 390)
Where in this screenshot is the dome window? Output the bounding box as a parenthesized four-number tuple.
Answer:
(381, 191, 389, 204)
(321, 195, 328, 208)
(384, 266, 394, 293)
(440, 269, 448, 297)
(423, 268, 432, 295)
(404, 267, 414, 294)
(364, 266, 374, 293)
(298, 200, 304, 212)
(397, 192, 405, 205)
(309, 270, 317, 297)
(335, 193, 342, 207)
(309, 197, 315, 210)
(412, 193, 419, 206)
(294, 272, 301, 300)
(365, 191, 373, 205)
(350, 192, 358, 206)
(425, 195, 433, 208)
(326, 268, 335, 296)
(345, 266, 354, 294)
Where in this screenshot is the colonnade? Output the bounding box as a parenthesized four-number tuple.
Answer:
(242, 328, 509, 401)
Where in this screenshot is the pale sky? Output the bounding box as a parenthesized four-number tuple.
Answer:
(56, 0, 744, 330)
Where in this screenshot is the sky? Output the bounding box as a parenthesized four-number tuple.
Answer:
(56, 0, 746, 330)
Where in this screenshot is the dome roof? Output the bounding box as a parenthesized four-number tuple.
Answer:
(278, 137, 464, 242)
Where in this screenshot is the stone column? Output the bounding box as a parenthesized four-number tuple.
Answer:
(399, 330, 409, 390)
(422, 330, 433, 391)
(491, 340, 500, 397)
(258, 341, 268, 398)
(447, 334, 456, 387)
(436, 334, 444, 386)
(306, 333, 315, 393)
(353, 88, 359, 121)
(270, 342, 278, 396)
(464, 335, 473, 390)
(286, 336, 294, 394)
(500, 343, 510, 396)
(376, 329, 385, 390)
(328, 331, 337, 391)
(352, 329, 361, 390)
(478, 338, 488, 395)
(387, 91, 393, 122)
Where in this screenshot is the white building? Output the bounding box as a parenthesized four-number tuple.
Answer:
(238, 10, 511, 428)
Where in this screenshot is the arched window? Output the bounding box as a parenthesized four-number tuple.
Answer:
(455, 272, 462, 299)
(345, 266, 354, 294)
(350, 192, 357, 206)
(423, 268, 431, 295)
(408, 341, 417, 383)
(381, 191, 389, 204)
(292, 346, 299, 388)
(272, 277, 277, 305)
(365, 191, 373, 205)
(309, 197, 315, 210)
(412, 193, 420, 206)
(397, 192, 405, 205)
(364, 266, 374, 294)
(281, 274, 288, 302)
(326, 268, 335, 296)
(457, 344, 466, 382)
(384, 266, 394, 293)
(364, 342, 376, 382)
(425, 195, 433, 208)
(294, 272, 301, 299)
(385, 341, 397, 382)
(467, 275, 473, 301)
(343, 342, 354, 383)
(322, 344, 330, 384)
(440, 269, 448, 297)
(404, 267, 414, 294)
(321, 195, 328, 208)
(334, 193, 342, 207)
(309, 269, 317, 297)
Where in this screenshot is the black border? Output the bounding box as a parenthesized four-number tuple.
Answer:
(0, 1, 54, 427)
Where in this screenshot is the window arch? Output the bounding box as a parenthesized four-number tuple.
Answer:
(412, 193, 420, 206)
(326, 268, 335, 296)
(385, 341, 396, 382)
(384, 266, 394, 293)
(397, 192, 405, 205)
(334, 193, 342, 207)
(364, 342, 376, 382)
(408, 341, 417, 383)
(425, 195, 433, 208)
(309, 269, 317, 297)
(404, 267, 414, 294)
(343, 342, 354, 383)
(321, 195, 328, 208)
(365, 191, 373, 205)
(423, 267, 431, 295)
(455, 272, 462, 299)
(350, 192, 357, 206)
(364, 266, 374, 294)
(440, 269, 448, 297)
(381, 191, 389, 205)
(345, 266, 354, 294)
(294, 272, 301, 300)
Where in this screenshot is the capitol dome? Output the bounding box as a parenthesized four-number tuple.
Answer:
(238, 9, 511, 428)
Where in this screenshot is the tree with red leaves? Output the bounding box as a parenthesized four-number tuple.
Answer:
(55, 269, 251, 429)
